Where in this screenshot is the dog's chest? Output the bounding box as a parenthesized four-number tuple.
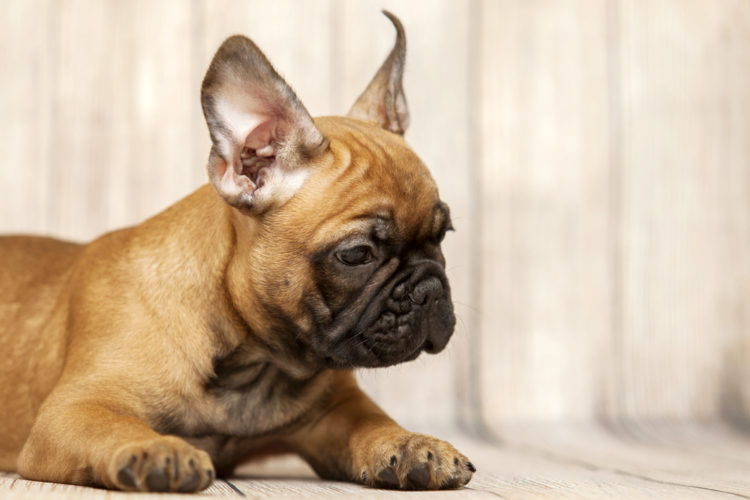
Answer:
(152, 355, 330, 439)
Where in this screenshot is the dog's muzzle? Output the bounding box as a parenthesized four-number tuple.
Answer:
(321, 259, 456, 368)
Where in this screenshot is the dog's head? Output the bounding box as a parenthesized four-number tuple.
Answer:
(201, 12, 455, 369)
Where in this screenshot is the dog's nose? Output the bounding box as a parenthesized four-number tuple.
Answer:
(408, 276, 454, 354)
(423, 306, 454, 354)
(408, 276, 443, 305)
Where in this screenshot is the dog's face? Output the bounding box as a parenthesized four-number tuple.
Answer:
(201, 13, 455, 369)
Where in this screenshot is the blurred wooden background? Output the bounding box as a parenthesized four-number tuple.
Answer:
(1, 0, 749, 437)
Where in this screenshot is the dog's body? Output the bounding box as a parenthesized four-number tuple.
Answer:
(0, 13, 473, 492)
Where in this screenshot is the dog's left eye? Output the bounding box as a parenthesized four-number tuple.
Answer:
(338, 245, 373, 266)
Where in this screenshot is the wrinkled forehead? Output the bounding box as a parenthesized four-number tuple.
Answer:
(300, 116, 447, 247)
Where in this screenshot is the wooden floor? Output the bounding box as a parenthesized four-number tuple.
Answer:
(2, 422, 749, 499)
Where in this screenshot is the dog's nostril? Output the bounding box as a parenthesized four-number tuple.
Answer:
(408, 277, 443, 305)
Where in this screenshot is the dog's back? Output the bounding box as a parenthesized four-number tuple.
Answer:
(0, 236, 80, 469)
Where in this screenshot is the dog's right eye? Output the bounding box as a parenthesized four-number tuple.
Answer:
(338, 245, 374, 266)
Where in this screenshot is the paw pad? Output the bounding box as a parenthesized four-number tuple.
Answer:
(145, 469, 169, 492)
(406, 463, 430, 489)
(376, 467, 399, 488)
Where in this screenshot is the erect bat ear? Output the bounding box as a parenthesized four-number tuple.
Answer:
(347, 11, 410, 135)
(201, 35, 328, 213)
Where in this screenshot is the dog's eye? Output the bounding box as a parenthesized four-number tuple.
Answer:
(338, 245, 373, 266)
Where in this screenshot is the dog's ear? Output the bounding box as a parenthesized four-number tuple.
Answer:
(201, 36, 327, 212)
(347, 11, 410, 135)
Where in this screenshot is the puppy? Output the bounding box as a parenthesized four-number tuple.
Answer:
(0, 11, 474, 492)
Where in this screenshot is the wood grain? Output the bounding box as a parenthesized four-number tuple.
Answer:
(614, 0, 750, 422)
(474, 0, 750, 426)
(2, 425, 749, 498)
(477, 0, 614, 422)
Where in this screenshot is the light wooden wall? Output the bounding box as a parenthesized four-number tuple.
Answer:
(477, 0, 750, 429)
(0, 0, 748, 432)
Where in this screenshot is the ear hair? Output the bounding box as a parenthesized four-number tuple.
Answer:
(201, 35, 327, 212)
(347, 11, 410, 135)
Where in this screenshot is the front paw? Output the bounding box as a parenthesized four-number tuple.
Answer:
(356, 432, 475, 490)
(109, 436, 215, 492)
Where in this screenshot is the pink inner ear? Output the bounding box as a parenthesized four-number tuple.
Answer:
(244, 118, 276, 152)
(238, 118, 279, 189)
(216, 154, 256, 204)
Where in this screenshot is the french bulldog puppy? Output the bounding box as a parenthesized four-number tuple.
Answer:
(0, 11, 474, 492)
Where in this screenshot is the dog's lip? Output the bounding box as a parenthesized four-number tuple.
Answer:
(323, 337, 425, 369)
(322, 322, 429, 368)
(311, 258, 400, 356)
(313, 260, 451, 368)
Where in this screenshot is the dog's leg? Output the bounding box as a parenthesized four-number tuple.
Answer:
(17, 393, 215, 492)
(287, 372, 474, 490)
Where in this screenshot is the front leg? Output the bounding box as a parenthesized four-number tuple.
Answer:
(288, 372, 475, 490)
(18, 389, 215, 492)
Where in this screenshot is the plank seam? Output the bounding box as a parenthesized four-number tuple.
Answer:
(605, 0, 625, 423)
(508, 440, 750, 499)
(223, 479, 246, 497)
(610, 469, 750, 499)
(463, 0, 486, 439)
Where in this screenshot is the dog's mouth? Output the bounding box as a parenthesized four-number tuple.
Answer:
(312, 260, 456, 369)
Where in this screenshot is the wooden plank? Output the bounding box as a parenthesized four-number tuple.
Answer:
(476, 0, 750, 425)
(0, 1, 54, 234)
(0, 471, 234, 498)
(615, 0, 750, 420)
(110, 0, 197, 232)
(0, 0, 196, 241)
(477, 0, 614, 422)
(4, 426, 750, 498)
(497, 421, 750, 497)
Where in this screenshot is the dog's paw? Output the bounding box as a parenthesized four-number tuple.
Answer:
(109, 436, 215, 492)
(356, 432, 474, 490)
